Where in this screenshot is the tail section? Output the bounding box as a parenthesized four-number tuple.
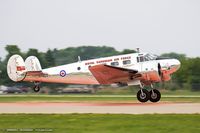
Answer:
(7, 55, 42, 82)
(7, 55, 26, 82)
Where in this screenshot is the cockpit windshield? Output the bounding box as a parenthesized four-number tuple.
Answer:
(137, 53, 158, 63)
(144, 53, 158, 61)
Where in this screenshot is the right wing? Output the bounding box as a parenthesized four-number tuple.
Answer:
(89, 64, 140, 84)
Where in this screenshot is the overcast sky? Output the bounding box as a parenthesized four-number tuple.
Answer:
(0, 0, 200, 59)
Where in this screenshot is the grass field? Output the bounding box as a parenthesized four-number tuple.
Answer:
(97, 88, 200, 95)
(0, 114, 199, 133)
(0, 94, 200, 103)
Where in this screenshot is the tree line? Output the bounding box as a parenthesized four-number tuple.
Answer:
(0, 45, 199, 91)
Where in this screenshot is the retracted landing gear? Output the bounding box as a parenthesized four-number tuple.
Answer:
(33, 82, 40, 92)
(137, 84, 150, 103)
(149, 84, 161, 103)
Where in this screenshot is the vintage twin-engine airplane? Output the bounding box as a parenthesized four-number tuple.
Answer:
(7, 51, 180, 102)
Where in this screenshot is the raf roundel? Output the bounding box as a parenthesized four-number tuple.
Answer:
(60, 70, 67, 77)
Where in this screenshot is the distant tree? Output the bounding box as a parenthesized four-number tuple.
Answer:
(75, 46, 119, 60)
(26, 48, 46, 68)
(161, 52, 186, 60)
(172, 58, 189, 88)
(5, 45, 23, 62)
(187, 57, 200, 91)
(2, 45, 24, 85)
(0, 58, 4, 85)
(120, 49, 136, 54)
(54, 46, 120, 65)
(45, 49, 55, 67)
(26, 48, 40, 57)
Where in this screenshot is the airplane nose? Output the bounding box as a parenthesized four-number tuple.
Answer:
(173, 59, 181, 70)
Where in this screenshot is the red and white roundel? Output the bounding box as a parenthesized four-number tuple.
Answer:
(60, 70, 67, 77)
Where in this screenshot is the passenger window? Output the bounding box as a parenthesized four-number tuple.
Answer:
(123, 60, 131, 65)
(111, 62, 119, 66)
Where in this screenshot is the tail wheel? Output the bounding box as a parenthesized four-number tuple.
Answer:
(149, 89, 161, 102)
(137, 89, 150, 103)
(33, 85, 40, 92)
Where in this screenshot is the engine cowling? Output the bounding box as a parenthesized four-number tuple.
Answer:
(158, 63, 171, 81)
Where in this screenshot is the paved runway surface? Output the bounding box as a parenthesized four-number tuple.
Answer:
(0, 102, 200, 114)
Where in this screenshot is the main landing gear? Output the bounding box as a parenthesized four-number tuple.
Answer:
(137, 84, 161, 103)
(33, 82, 40, 92)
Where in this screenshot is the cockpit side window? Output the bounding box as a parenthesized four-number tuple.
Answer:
(137, 57, 139, 62)
(137, 56, 144, 62)
(139, 56, 144, 62)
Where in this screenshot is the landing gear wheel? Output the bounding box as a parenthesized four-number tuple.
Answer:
(149, 89, 161, 102)
(33, 85, 40, 92)
(137, 89, 150, 103)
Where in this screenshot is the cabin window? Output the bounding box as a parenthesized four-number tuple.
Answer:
(123, 60, 131, 65)
(111, 62, 119, 66)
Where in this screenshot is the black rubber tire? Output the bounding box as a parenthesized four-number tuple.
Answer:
(33, 85, 40, 92)
(137, 89, 150, 103)
(149, 89, 161, 102)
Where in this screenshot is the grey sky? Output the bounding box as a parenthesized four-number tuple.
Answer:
(0, 0, 200, 59)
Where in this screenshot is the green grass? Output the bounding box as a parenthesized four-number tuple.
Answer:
(0, 95, 200, 103)
(97, 88, 200, 95)
(0, 114, 199, 133)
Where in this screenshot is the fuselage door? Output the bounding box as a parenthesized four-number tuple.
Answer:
(136, 54, 145, 71)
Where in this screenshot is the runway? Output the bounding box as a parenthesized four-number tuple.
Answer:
(0, 102, 200, 114)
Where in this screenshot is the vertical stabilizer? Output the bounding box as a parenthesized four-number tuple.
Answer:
(7, 55, 26, 82)
(25, 56, 42, 71)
